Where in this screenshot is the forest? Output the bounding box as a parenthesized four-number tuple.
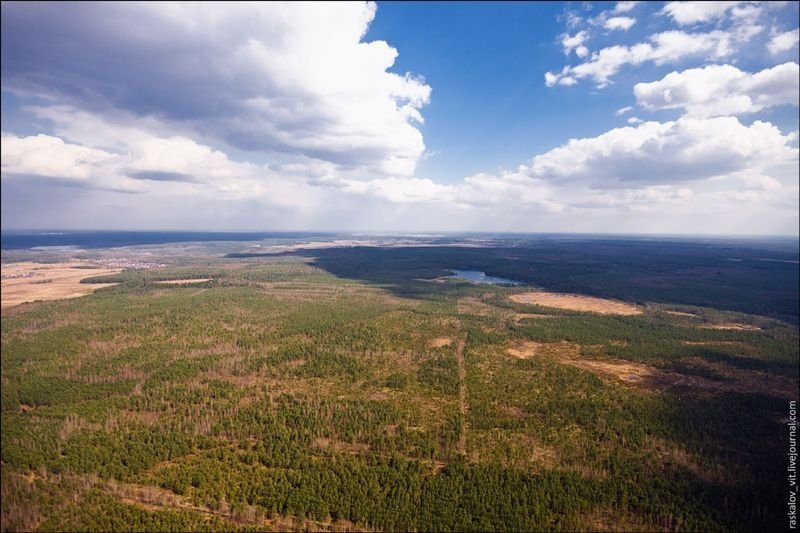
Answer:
(1, 238, 798, 531)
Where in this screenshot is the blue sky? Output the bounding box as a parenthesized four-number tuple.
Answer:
(367, 1, 799, 182)
(1, 1, 799, 234)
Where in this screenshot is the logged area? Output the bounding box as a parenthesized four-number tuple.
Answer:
(1, 261, 122, 309)
(1, 236, 798, 532)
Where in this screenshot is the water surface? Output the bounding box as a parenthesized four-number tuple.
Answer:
(447, 269, 522, 285)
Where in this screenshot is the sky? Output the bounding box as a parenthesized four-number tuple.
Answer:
(1, 1, 799, 235)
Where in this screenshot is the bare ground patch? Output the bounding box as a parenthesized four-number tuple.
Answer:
(509, 292, 641, 315)
(506, 341, 579, 360)
(428, 337, 453, 348)
(1, 261, 122, 309)
(506, 341, 544, 359)
(564, 358, 668, 388)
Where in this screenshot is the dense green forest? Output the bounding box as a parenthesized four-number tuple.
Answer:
(2, 242, 798, 531)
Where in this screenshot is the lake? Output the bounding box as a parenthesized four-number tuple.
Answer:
(447, 269, 522, 286)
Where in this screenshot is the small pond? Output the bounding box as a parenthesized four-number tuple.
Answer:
(446, 270, 523, 286)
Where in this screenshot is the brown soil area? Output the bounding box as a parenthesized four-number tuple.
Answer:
(1, 261, 121, 309)
(506, 341, 578, 360)
(509, 292, 641, 315)
(428, 337, 453, 348)
(506, 341, 544, 359)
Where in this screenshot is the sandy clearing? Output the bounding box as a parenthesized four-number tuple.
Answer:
(1, 261, 122, 309)
(509, 292, 641, 315)
(506, 341, 544, 359)
(564, 358, 661, 386)
(154, 278, 213, 285)
(699, 322, 761, 331)
(429, 337, 453, 348)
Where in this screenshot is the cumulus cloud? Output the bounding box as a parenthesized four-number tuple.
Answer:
(613, 2, 640, 14)
(561, 31, 588, 56)
(768, 28, 800, 54)
(604, 17, 636, 31)
(1, 127, 286, 200)
(634, 62, 800, 116)
(0, 2, 430, 178)
(615, 106, 633, 115)
(1, 132, 118, 182)
(2, 2, 797, 235)
(545, 28, 751, 87)
(337, 116, 798, 217)
(526, 116, 797, 187)
(661, 1, 746, 26)
(548, 0, 770, 89)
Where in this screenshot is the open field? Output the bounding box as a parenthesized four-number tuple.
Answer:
(1, 237, 798, 532)
(1, 261, 122, 310)
(509, 291, 642, 315)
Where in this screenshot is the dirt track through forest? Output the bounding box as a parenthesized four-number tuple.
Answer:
(456, 338, 467, 456)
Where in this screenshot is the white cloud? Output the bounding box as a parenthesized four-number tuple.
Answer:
(561, 31, 588, 56)
(338, 177, 455, 204)
(661, 2, 746, 26)
(1, 2, 431, 179)
(2, 2, 798, 235)
(768, 28, 800, 54)
(605, 17, 637, 31)
(634, 62, 800, 116)
(615, 106, 633, 115)
(1, 133, 118, 182)
(546, 28, 748, 88)
(527, 116, 797, 187)
(613, 2, 640, 14)
(1, 127, 294, 201)
(335, 115, 798, 223)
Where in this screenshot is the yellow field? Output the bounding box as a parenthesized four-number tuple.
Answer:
(1, 261, 121, 309)
(509, 291, 642, 315)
